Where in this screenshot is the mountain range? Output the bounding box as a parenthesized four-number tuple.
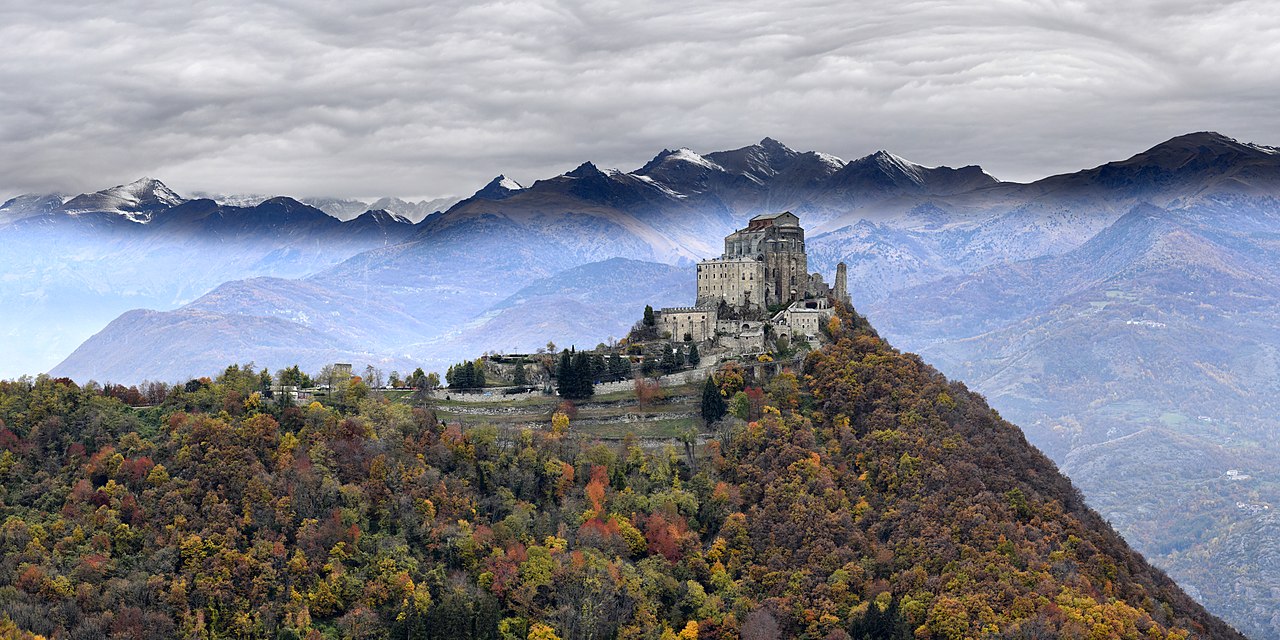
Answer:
(5, 130, 1280, 638)
(0, 180, 435, 377)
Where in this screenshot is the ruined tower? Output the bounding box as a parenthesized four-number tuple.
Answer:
(834, 262, 849, 305)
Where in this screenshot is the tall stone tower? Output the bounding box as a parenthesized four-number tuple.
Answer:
(733, 211, 804, 307)
(698, 211, 806, 310)
(834, 262, 849, 305)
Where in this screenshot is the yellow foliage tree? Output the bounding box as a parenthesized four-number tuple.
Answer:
(528, 622, 561, 640)
(550, 412, 570, 435)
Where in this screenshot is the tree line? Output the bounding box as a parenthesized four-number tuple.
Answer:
(446, 360, 488, 390)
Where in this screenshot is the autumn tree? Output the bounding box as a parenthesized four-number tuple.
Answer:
(634, 376, 662, 408)
(714, 361, 745, 397)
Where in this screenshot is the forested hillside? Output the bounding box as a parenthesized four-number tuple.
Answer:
(0, 309, 1240, 639)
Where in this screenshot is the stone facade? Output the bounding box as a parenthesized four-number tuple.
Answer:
(656, 306, 718, 342)
(695, 258, 765, 310)
(697, 211, 808, 310)
(773, 298, 832, 339)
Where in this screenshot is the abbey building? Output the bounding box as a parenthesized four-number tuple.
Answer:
(657, 212, 849, 348)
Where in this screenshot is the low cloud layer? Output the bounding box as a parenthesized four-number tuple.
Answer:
(2, 0, 1277, 199)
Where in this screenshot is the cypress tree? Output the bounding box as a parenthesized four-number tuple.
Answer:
(556, 349, 574, 397)
(570, 350, 595, 399)
(512, 363, 528, 386)
(661, 347, 679, 373)
(643, 305, 656, 326)
(609, 353, 631, 380)
(688, 343, 701, 367)
(700, 375, 726, 424)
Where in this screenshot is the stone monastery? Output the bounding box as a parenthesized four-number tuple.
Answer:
(656, 212, 849, 351)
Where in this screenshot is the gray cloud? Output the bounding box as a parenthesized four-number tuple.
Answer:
(1, 0, 1277, 200)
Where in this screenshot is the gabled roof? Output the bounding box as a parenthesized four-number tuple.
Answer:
(748, 211, 796, 222)
(745, 211, 799, 231)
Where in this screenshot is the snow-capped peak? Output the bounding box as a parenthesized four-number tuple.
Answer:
(665, 148, 725, 172)
(868, 150, 927, 185)
(120, 177, 183, 204)
(60, 176, 187, 222)
(354, 209, 412, 225)
(811, 151, 846, 170)
(471, 175, 526, 201)
(758, 137, 792, 152)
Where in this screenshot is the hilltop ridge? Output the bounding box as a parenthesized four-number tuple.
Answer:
(0, 303, 1245, 639)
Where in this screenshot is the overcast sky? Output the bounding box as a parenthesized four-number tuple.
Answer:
(1, 0, 1277, 201)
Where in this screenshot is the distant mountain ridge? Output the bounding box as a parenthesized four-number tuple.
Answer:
(31, 131, 1280, 383)
(0, 185, 422, 379)
(53, 258, 690, 382)
(5, 185, 458, 226)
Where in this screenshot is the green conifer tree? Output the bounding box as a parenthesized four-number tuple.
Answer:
(556, 349, 574, 397)
(701, 375, 727, 424)
(661, 347, 679, 373)
(591, 353, 607, 381)
(571, 350, 595, 399)
(608, 353, 630, 380)
(641, 355, 658, 377)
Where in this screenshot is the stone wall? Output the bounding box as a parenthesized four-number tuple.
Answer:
(696, 257, 765, 310)
(776, 307, 824, 338)
(657, 307, 717, 342)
